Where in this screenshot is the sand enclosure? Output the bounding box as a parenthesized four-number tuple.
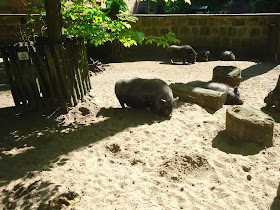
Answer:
(0, 60, 280, 209)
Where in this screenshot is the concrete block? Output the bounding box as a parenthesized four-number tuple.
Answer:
(210, 27, 219, 36)
(200, 27, 210, 36)
(192, 27, 199, 35)
(232, 18, 245, 26)
(142, 18, 152, 27)
(212, 66, 242, 87)
(160, 28, 169, 35)
(198, 18, 207, 26)
(219, 18, 231, 26)
(208, 18, 219, 26)
(228, 27, 237, 37)
(226, 105, 274, 147)
(238, 27, 248, 36)
(219, 27, 228, 36)
(160, 18, 171, 26)
(250, 28, 261, 37)
(188, 18, 197, 26)
(246, 17, 259, 26)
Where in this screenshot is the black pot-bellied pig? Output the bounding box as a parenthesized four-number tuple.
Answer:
(188, 81, 243, 105)
(219, 50, 236, 61)
(197, 50, 210, 62)
(115, 78, 178, 117)
(167, 45, 197, 64)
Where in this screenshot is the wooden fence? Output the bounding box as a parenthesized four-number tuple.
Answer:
(0, 38, 91, 112)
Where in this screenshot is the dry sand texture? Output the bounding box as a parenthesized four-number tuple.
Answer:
(0, 59, 280, 209)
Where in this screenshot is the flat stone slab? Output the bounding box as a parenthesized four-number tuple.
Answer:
(170, 83, 226, 111)
(212, 66, 242, 87)
(226, 105, 274, 147)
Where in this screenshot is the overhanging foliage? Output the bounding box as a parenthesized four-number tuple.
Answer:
(61, 0, 182, 48)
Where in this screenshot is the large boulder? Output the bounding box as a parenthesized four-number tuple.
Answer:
(226, 105, 274, 147)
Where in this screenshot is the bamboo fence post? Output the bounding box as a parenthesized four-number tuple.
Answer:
(64, 39, 82, 100)
(16, 44, 42, 109)
(76, 39, 87, 96)
(65, 40, 82, 99)
(44, 43, 69, 112)
(11, 46, 34, 107)
(78, 39, 88, 94)
(0, 47, 21, 106)
(81, 41, 91, 91)
(29, 44, 50, 108)
(36, 42, 58, 107)
(53, 44, 74, 107)
(6, 46, 28, 105)
(69, 39, 85, 99)
(60, 41, 78, 105)
(13, 46, 38, 108)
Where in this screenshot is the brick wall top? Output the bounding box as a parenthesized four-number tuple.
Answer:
(0, 14, 42, 16)
(135, 13, 280, 17)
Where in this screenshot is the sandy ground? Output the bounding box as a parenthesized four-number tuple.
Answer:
(0, 59, 280, 209)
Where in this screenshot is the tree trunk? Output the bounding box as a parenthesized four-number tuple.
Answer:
(45, 0, 62, 44)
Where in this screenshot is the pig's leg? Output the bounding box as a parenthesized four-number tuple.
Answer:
(117, 97, 126, 108)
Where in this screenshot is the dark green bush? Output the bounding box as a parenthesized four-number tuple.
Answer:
(165, 0, 228, 14)
(251, 0, 280, 13)
(165, 0, 280, 14)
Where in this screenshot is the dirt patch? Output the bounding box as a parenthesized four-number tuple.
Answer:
(0, 60, 279, 209)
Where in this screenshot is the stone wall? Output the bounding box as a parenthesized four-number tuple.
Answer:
(0, 14, 279, 61)
(0, 14, 45, 46)
(132, 14, 280, 60)
(0, 0, 43, 14)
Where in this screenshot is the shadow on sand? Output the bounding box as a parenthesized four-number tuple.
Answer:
(241, 62, 277, 82)
(261, 107, 280, 123)
(271, 196, 280, 210)
(0, 106, 169, 208)
(212, 130, 264, 156)
(0, 106, 167, 186)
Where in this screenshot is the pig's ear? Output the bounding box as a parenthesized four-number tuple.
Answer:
(160, 99, 166, 103)
(234, 87, 238, 93)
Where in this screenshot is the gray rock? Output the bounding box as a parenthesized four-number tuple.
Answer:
(226, 105, 274, 147)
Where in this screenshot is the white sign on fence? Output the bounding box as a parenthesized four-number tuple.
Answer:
(17, 52, 30, 61)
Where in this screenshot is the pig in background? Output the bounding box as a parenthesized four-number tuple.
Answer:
(167, 45, 197, 64)
(197, 50, 210, 62)
(187, 81, 243, 105)
(115, 78, 178, 117)
(219, 50, 236, 61)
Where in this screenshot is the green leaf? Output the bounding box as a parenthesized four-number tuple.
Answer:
(71, 15, 77, 20)
(124, 23, 131, 29)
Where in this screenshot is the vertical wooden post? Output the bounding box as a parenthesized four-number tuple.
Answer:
(1, 48, 21, 106)
(276, 17, 280, 64)
(45, 0, 62, 44)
